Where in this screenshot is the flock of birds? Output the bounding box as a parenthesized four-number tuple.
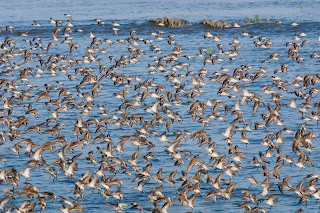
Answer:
(0, 14, 320, 212)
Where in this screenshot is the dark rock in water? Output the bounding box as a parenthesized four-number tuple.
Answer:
(201, 19, 231, 28)
(150, 16, 187, 27)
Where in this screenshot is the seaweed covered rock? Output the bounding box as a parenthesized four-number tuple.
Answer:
(150, 16, 187, 27)
(201, 19, 231, 28)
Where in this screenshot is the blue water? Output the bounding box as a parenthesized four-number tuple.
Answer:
(1, 0, 320, 212)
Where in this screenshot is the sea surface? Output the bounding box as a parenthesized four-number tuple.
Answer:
(1, 0, 320, 212)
